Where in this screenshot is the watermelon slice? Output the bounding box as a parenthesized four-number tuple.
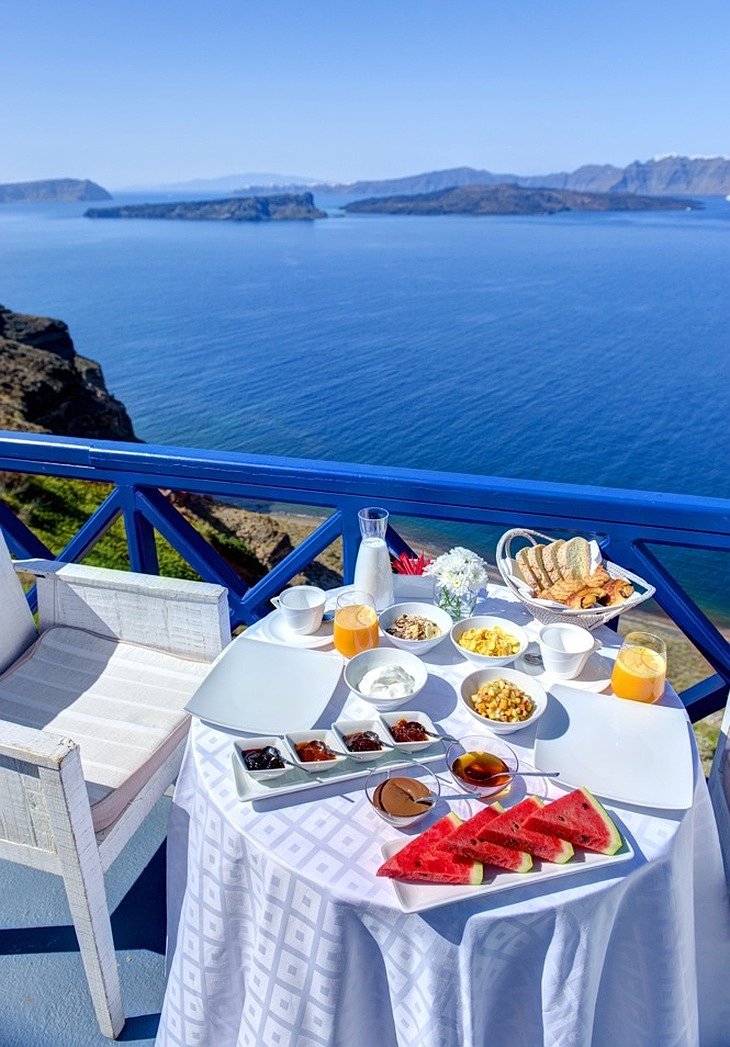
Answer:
(435, 802, 530, 872)
(524, 787, 623, 855)
(482, 796, 574, 864)
(437, 801, 503, 853)
(377, 812, 483, 885)
(449, 838, 533, 873)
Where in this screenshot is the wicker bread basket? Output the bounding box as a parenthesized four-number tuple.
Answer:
(496, 527, 655, 630)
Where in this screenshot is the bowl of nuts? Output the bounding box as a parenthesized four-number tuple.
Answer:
(378, 602, 452, 655)
(450, 615, 528, 667)
(459, 668, 548, 734)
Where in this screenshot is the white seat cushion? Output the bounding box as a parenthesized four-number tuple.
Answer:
(0, 626, 212, 831)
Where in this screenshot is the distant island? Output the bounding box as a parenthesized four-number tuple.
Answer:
(343, 184, 701, 217)
(237, 155, 730, 199)
(85, 193, 326, 222)
(0, 178, 111, 203)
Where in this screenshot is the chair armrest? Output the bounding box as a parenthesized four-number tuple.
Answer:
(14, 560, 231, 661)
(0, 718, 76, 769)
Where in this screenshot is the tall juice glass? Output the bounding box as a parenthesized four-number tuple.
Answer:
(611, 631, 667, 703)
(333, 591, 379, 659)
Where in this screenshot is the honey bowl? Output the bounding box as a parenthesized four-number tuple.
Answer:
(445, 735, 518, 798)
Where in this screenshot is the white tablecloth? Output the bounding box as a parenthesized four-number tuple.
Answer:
(156, 587, 730, 1047)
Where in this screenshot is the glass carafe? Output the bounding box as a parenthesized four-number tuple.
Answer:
(353, 507, 394, 611)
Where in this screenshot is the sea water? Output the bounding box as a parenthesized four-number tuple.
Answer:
(0, 194, 728, 618)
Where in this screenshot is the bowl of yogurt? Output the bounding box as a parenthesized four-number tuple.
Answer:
(344, 648, 428, 710)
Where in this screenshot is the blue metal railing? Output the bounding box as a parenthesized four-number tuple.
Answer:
(0, 430, 728, 721)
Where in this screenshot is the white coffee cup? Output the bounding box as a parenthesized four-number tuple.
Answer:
(538, 623, 596, 679)
(271, 585, 326, 635)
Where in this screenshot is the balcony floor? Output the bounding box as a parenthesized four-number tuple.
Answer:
(0, 797, 171, 1046)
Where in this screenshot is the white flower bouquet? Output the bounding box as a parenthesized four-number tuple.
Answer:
(424, 546, 487, 620)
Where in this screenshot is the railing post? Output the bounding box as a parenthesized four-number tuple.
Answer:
(341, 507, 361, 584)
(119, 487, 159, 575)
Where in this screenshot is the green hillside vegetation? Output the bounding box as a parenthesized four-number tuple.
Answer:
(2, 474, 259, 582)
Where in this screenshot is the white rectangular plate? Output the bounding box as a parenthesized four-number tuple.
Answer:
(186, 636, 343, 734)
(381, 833, 634, 914)
(231, 742, 445, 802)
(534, 685, 693, 810)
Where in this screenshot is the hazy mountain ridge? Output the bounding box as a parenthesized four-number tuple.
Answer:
(0, 178, 111, 202)
(244, 156, 730, 198)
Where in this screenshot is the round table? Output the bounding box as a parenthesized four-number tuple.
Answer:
(156, 586, 730, 1047)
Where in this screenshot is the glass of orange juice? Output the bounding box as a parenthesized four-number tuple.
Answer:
(611, 631, 667, 703)
(333, 591, 379, 659)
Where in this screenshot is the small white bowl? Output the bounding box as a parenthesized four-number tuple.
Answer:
(379, 710, 440, 753)
(284, 730, 347, 774)
(378, 602, 451, 655)
(450, 615, 529, 667)
(460, 668, 548, 734)
(331, 718, 391, 762)
(233, 737, 289, 781)
(344, 647, 428, 710)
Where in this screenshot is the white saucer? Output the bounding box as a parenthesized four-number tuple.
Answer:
(264, 610, 334, 649)
(544, 650, 615, 692)
(516, 648, 613, 693)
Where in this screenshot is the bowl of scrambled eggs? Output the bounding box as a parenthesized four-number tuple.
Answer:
(450, 615, 528, 667)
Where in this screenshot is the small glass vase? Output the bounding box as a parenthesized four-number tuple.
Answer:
(435, 581, 477, 622)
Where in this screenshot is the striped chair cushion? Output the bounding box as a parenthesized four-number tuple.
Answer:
(0, 626, 212, 831)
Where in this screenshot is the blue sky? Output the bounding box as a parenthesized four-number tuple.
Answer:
(2, 0, 728, 187)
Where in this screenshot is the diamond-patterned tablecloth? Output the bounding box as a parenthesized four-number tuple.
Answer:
(157, 588, 730, 1047)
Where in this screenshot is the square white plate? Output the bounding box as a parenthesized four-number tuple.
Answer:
(381, 832, 634, 914)
(534, 685, 694, 810)
(186, 636, 342, 734)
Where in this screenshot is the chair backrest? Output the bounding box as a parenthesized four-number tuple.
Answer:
(709, 690, 730, 893)
(0, 530, 38, 674)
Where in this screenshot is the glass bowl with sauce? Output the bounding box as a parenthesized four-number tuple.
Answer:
(446, 735, 518, 798)
(365, 765, 441, 827)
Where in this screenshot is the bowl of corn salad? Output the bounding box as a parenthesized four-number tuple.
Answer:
(460, 667, 548, 734)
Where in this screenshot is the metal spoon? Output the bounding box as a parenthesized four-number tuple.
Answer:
(393, 771, 560, 808)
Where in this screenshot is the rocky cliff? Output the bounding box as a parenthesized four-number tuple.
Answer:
(0, 305, 341, 588)
(0, 179, 111, 203)
(0, 305, 136, 438)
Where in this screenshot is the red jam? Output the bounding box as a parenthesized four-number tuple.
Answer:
(388, 719, 430, 743)
(294, 739, 337, 763)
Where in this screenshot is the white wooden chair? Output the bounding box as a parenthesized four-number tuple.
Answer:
(0, 531, 230, 1038)
(709, 689, 730, 894)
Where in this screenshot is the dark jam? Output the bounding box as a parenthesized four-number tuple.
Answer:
(344, 730, 383, 753)
(451, 751, 511, 789)
(389, 719, 430, 743)
(294, 739, 337, 763)
(242, 745, 285, 771)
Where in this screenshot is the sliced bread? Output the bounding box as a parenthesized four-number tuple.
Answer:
(542, 540, 565, 585)
(515, 547, 541, 588)
(526, 544, 552, 590)
(558, 537, 591, 581)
